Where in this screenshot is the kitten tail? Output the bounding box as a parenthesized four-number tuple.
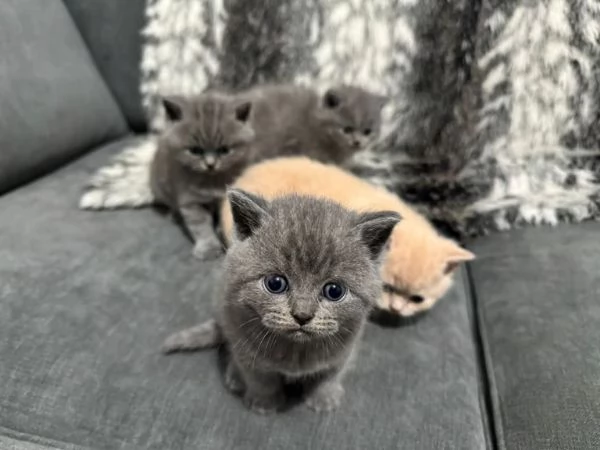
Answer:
(161, 319, 223, 354)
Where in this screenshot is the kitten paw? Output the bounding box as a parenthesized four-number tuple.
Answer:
(305, 383, 344, 412)
(243, 392, 286, 415)
(192, 238, 223, 260)
(224, 364, 245, 395)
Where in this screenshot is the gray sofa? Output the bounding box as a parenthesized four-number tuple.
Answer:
(1, 2, 598, 449)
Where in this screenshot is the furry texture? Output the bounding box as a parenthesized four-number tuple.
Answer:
(81, 0, 600, 237)
(148, 84, 385, 258)
(220, 157, 475, 317)
(163, 190, 399, 413)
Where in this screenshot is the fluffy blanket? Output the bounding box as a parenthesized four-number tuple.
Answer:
(80, 0, 600, 237)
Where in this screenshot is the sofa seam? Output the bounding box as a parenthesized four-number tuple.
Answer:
(463, 263, 504, 450)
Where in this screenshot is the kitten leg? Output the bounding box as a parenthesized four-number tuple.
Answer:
(161, 319, 222, 353)
(236, 364, 286, 414)
(179, 203, 223, 260)
(224, 360, 245, 395)
(304, 370, 345, 412)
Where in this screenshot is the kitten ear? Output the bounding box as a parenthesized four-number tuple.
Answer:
(227, 188, 270, 241)
(323, 89, 340, 109)
(234, 101, 252, 122)
(442, 241, 475, 274)
(354, 211, 401, 260)
(162, 96, 186, 122)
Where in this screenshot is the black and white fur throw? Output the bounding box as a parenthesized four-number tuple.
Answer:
(80, 0, 600, 237)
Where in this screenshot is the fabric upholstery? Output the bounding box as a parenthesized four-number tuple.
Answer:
(0, 138, 487, 449)
(0, 0, 127, 196)
(63, 0, 147, 131)
(468, 223, 600, 450)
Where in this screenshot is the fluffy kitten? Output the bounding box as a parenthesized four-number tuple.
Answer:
(150, 92, 254, 259)
(219, 157, 475, 318)
(150, 85, 385, 259)
(163, 189, 400, 414)
(242, 84, 386, 164)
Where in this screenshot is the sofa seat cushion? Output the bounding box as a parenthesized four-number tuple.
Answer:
(0, 137, 487, 449)
(468, 223, 600, 450)
(0, 0, 127, 195)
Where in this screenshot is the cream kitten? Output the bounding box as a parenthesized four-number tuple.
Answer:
(219, 157, 475, 317)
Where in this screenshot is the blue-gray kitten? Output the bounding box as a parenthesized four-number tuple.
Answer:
(150, 85, 386, 260)
(163, 189, 400, 414)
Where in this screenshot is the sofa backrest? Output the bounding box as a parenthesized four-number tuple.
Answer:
(0, 0, 127, 195)
(63, 0, 147, 132)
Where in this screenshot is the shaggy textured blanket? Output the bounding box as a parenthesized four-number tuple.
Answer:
(80, 0, 600, 237)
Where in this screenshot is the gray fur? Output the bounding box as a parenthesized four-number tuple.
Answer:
(150, 92, 255, 259)
(244, 84, 386, 164)
(163, 190, 399, 414)
(150, 85, 386, 259)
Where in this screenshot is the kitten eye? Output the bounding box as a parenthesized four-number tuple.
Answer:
(322, 282, 346, 302)
(216, 146, 230, 155)
(409, 295, 425, 304)
(188, 146, 203, 156)
(343, 126, 354, 134)
(363, 128, 372, 136)
(264, 274, 288, 294)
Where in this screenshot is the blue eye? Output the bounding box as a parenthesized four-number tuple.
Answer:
(343, 126, 354, 134)
(322, 282, 346, 302)
(216, 146, 230, 155)
(264, 274, 288, 294)
(188, 146, 203, 155)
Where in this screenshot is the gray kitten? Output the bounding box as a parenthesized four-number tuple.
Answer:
(163, 189, 400, 414)
(150, 85, 386, 260)
(245, 84, 387, 163)
(150, 92, 255, 259)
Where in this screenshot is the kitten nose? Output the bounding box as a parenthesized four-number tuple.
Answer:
(292, 311, 313, 326)
(204, 154, 217, 169)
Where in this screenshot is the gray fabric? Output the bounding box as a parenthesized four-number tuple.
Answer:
(0, 138, 486, 449)
(63, 0, 147, 131)
(0, 0, 127, 195)
(468, 223, 600, 450)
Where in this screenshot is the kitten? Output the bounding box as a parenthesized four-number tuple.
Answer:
(163, 189, 400, 414)
(243, 84, 387, 164)
(150, 85, 386, 259)
(150, 92, 255, 259)
(219, 157, 475, 318)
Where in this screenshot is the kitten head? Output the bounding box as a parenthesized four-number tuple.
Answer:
(224, 189, 400, 345)
(379, 224, 475, 317)
(159, 93, 255, 174)
(315, 85, 387, 152)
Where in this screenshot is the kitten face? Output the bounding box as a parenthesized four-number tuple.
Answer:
(161, 94, 255, 174)
(224, 190, 399, 344)
(379, 229, 475, 317)
(315, 85, 387, 152)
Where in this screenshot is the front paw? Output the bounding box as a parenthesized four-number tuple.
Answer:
(192, 238, 223, 260)
(243, 391, 286, 415)
(224, 363, 245, 395)
(305, 383, 344, 412)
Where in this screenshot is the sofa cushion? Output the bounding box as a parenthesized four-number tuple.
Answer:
(0, 0, 127, 195)
(0, 137, 487, 449)
(63, 0, 147, 131)
(468, 223, 600, 450)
